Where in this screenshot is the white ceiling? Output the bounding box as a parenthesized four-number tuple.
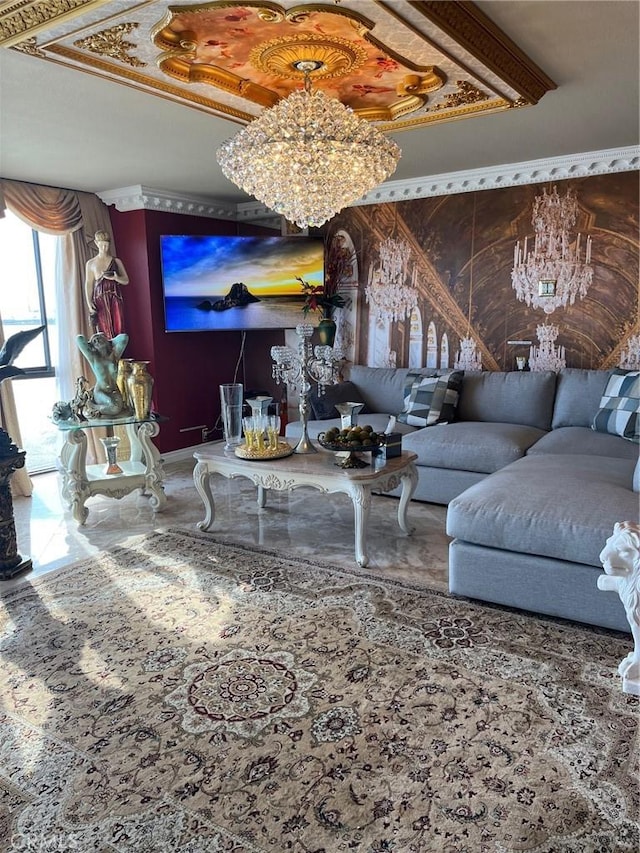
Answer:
(0, 0, 638, 208)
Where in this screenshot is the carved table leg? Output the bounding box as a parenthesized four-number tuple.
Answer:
(63, 429, 90, 526)
(598, 521, 640, 696)
(397, 463, 418, 535)
(193, 460, 215, 531)
(257, 485, 268, 508)
(138, 421, 167, 512)
(347, 483, 372, 567)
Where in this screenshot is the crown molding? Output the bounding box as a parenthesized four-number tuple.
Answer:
(99, 146, 639, 222)
(96, 185, 238, 220)
(356, 145, 640, 205)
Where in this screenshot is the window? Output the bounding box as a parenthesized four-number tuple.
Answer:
(0, 210, 60, 473)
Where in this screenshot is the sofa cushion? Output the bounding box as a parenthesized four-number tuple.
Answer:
(446, 454, 639, 568)
(345, 366, 439, 415)
(592, 369, 640, 442)
(401, 421, 547, 474)
(397, 370, 463, 427)
(529, 426, 639, 460)
(552, 368, 611, 428)
(457, 371, 556, 430)
(309, 381, 368, 420)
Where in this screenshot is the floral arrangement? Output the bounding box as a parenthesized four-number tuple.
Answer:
(299, 234, 356, 318)
(298, 277, 346, 318)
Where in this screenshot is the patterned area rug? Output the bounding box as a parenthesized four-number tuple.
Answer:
(0, 529, 638, 853)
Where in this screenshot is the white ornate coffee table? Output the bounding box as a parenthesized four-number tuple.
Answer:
(193, 444, 418, 567)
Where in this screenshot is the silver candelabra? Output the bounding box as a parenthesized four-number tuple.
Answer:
(271, 324, 341, 453)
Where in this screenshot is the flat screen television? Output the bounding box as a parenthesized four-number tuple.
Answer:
(160, 234, 324, 332)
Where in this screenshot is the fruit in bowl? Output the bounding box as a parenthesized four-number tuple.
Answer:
(319, 424, 383, 450)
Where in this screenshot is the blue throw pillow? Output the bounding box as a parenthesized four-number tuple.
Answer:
(397, 370, 464, 427)
(592, 369, 640, 443)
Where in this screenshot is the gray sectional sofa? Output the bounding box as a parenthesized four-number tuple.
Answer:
(285, 365, 639, 632)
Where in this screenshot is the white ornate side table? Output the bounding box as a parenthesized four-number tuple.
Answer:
(56, 415, 167, 525)
(193, 444, 418, 567)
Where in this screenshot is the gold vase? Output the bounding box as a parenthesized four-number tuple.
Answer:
(126, 361, 154, 420)
(116, 359, 134, 413)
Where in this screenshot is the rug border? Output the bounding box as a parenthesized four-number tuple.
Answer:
(3, 524, 629, 643)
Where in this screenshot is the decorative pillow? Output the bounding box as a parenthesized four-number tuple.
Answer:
(309, 381, 368, 420)
(397, 370, 464, 427)
(592, 369, 640, 443)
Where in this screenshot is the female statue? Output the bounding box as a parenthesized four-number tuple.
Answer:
(76, 332, 129, 417)
(85, 230, 129, 338)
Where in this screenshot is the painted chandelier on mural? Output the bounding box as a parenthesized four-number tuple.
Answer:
(511, 185, 593, 315)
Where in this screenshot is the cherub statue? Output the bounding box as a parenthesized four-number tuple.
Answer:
(598, 521, 640, 696)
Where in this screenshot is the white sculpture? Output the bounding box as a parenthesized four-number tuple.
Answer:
(598, 521, 640, 696)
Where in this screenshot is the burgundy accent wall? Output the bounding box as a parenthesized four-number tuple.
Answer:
(108, 169, 638, 453)
(110, 208, 284, 452)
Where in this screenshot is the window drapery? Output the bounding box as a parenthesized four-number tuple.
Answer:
(0, 179, 115, 495)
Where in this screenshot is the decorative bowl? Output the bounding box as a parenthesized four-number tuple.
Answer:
(317, 430, 384, 468)
(317, 430, 383, 454)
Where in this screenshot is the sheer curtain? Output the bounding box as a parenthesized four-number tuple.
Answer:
(0, 180, 115, 495)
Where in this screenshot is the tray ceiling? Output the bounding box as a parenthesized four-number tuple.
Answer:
(0, 0, 556, 132)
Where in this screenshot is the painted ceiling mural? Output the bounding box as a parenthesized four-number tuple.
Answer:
(325, 172, 639, 372)
(2, 1, 554, 131)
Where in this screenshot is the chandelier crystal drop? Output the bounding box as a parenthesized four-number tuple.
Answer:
(511, 185, 593, 314)
(216, 80, 400, 229)
(529, 323, 566, 372)
(365, 237, 417, 323)
(454, 335, 483, 371)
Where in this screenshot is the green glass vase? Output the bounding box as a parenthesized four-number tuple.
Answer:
(317, 317, 337, 347)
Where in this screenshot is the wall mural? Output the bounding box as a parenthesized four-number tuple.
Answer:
(324, 172, 639, 372)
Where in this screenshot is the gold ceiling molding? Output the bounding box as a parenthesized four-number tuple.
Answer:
(410, 1, 557, 105)
(1, 0, 557, 131)
(249, 33, 368, 81)
(74, 22, 145, 66)
(0, 0, 105, 47)
(429, 80, 489, 112)
(46, 41, 257, 122)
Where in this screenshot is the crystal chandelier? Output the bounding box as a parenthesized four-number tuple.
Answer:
(454, 335, 483, 371)
(365, 236, 417, 322)
(512, 185, 593, 314)
(216, 62, 400, 229)
(620, 334, 640, 370)
(529, 323, 566, 372)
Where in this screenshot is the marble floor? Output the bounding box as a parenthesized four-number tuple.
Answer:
(8, 457, 450, 593)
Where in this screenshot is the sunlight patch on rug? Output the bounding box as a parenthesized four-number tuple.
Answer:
(0, 528, 638, 852)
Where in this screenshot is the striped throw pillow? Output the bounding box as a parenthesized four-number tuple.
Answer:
(397, 370, 464, 427)
(592, 369, 640, 443)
